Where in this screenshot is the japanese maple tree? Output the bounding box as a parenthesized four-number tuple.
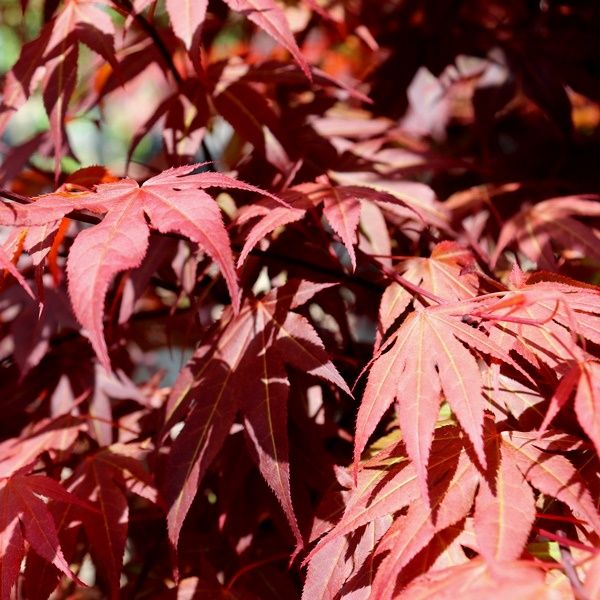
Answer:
(1, 0, 600, 598)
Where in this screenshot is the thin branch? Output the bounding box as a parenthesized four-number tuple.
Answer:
(112, 0, 183, 85)
(556, 529, 591, 600)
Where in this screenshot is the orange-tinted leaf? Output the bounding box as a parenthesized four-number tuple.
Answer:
(474, 438, 535, 562)
(370, 441, 479, 600)
(502, 431, 600, 533)
(399, 558, 559, 599)
(355, 306, 511, 497)
(65, 166, 120, 189)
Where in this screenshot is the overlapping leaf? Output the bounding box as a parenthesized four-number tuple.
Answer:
(164, 280, 350, 548)
(305, 419, 600, 598)
(473, 273, 600, 370)
(0, 0, 118, 175)
(492, 195, 600, 269)
(377, 242, 479, 346)
(223, 0, 310, 78)
(0, 165, 272, 369)
(355, 302, 515, 499)
(473, 434, 536, 562)
(0, 474, 94, 600)
(166, 0, 208, 49)
(304, 427, 478, 599)
(398, 558, 561, 599)
(538, 359, 600, 456)
(65, 444, 158, 597)
(0, 415, 82, 478)
(370, 442, 480, 600)
(501, 431, 600, 534)
(237, 179, 429, 270)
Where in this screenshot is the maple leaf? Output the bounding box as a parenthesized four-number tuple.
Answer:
(126, 86, 210, 167)
(236, 179, 427, 270)
(65, 444, 159, 597)
(87, 365, 145, 446)
(166, 0, 208, 49)
(492, 195, 600, 269)
(213, 80, 292, 172)
(329, 171, 451, 234)
(398, 558, 561, 599)
(377, 242, 479, 346)
(163, 280, 350, 549)
(301, 516, 391, 600)
(0, 0, 118, 178)
(4, 0, 600, 595)
(8, 286, 77, 375)
(583, 552, 600, 599)
(501, 430, 600, 534)
(304, 426, 479, 598)
(0, 244, 34, 300)
(481, 370, 545, 427)
(0, 165, 273, 369)
(235, 194, 309, 267)
(223, 0, 311, 79)
(473, 432, 536, 563)
(0, 415, 82, 478)
(0, 474, 94, 598)
(472, 274, 600, 370)
(538, 359, 600, 457)
(305, 423, 594, 598)
(354, 302, 515, 500)
(370, 440, 479, 600)
(305, 453, 418, 555)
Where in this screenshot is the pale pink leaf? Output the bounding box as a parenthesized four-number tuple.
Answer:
(166, 0, 208, 48)
(474, 443, 535, 562)
(67, 197, 148, 370)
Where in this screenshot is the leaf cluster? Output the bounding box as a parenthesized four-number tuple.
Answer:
(1, 1, 600, 598)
